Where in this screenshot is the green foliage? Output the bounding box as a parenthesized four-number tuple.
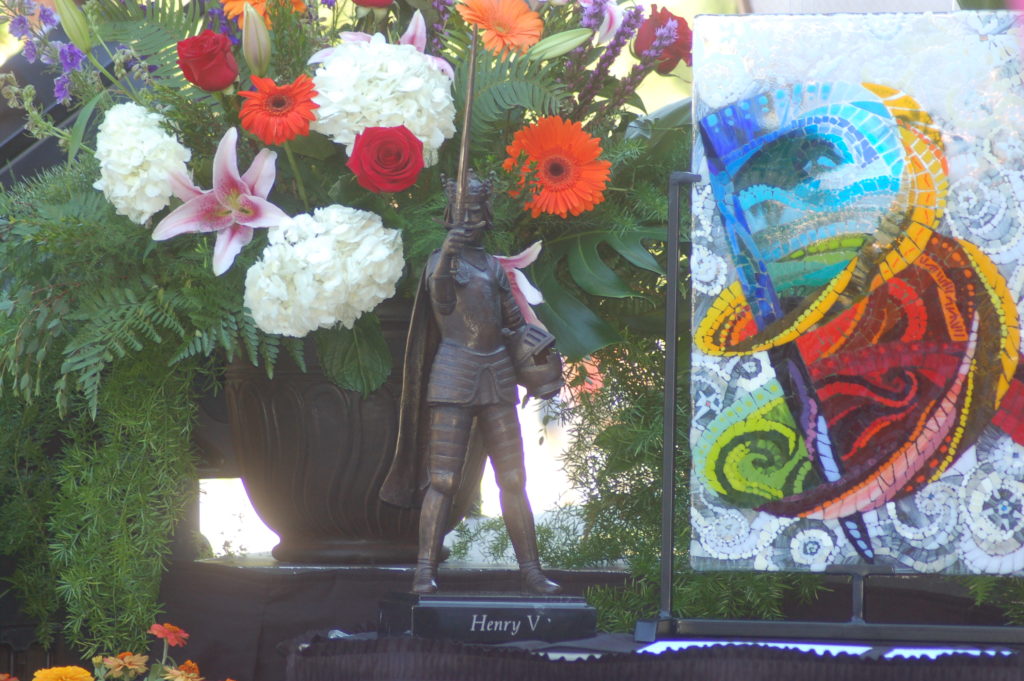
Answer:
(0, 160, 284, 417)
(0, 393, 63, 647)
(315, 313, 392, 397)
(0, 160, 251, 653)
(49, 354, 197, 655)
(551, 332, 820, 630)
(90, 0, 205, 86)
(452, 46, 566, 154)
(964, 577, 1024, 624)
(525, 128, 687, 359)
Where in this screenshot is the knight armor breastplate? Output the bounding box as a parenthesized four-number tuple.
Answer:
(425, 248, 521, 406)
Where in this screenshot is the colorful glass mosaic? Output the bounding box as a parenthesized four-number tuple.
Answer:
(690, 12, 1024, 573)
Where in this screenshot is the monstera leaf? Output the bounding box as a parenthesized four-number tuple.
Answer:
(531, 226, 666, 359)
(532, 264, 619, 361)
(315, 314, 392, 397)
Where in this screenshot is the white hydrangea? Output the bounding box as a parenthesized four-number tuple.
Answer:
(311, 34, 456, 166)
(245, 205, 404, 337)
(92, 102, 191, 224)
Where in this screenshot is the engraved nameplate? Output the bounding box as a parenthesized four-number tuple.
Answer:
(379, 593, 597, 643)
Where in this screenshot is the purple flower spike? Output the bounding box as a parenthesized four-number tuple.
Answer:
(22, 37, 38, 63)
(578, 0, 607, 30)
(9, 14, 31, 38)
(59, 42, 86, 71)
(53, 74, 71, 104)
(643, 19, 678, 59)
(320, 0, 336, 7)
(40, 40, 62, 65)
(428, 0, 454, 56)
(572, 5, 643, 115)
(205, 5, 240, 45)
(38, 5, 59, 30)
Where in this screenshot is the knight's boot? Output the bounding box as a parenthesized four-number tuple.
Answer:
(412, 559, 439, 595)
(413, 483, 453, 594)
(520, 559, 561, 595)
(495, 475, 561, 593)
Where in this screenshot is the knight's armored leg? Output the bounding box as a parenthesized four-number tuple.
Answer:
(480, 405, 561, 595)
(414, 405, 474, 594)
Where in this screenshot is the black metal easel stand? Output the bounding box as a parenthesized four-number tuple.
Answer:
(635, 170, 1024, 649)
(638, 565, 1024, 646)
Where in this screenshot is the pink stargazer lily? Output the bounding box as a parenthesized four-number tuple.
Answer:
(153, 128, 287, 276)
(494, 241, 546, 329)
(308, 12, 454, 79)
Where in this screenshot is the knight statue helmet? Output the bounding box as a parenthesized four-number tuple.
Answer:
(442, 170, 494, 229)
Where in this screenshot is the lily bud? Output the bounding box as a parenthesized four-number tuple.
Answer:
(53, 0, 93, 51)
(526, 28, 593, 61)
(242, 3, 271, 77)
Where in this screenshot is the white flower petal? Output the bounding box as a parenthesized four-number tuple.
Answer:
(93, 102, 192, 224)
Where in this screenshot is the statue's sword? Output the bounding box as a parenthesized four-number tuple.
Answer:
(451, 27, 480, 227)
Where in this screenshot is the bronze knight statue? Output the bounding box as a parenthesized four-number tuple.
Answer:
(380, 171, 563, 595)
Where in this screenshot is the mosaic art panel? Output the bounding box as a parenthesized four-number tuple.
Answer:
(689, 12, 1024, 573)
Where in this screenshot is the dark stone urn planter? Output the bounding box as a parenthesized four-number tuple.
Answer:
(223, 300, 483, 564)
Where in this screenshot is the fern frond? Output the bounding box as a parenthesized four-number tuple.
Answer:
(454, 51, 565, 153)
(92, 0, 205, 86)
(60, 287, 189, 417)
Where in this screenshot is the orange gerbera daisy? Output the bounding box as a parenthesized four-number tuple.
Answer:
(219, 0, 305, 28)
(456, 0, 542, 56)
(503, 116, 612, 218)
(239, 74, 319, 146)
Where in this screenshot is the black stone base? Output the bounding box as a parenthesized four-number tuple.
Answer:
(270, 538, 452, 564)
(379, 592, 597, 643)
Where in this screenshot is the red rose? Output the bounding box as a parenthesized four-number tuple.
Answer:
(346, 126, 425, 193)
(634, 5, 692, 75)
(177, 30, 239, 92)
(351, 0, 393, 7)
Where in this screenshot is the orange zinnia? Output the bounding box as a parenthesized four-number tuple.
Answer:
(456, 0, 542, 56)
(148, 622, 190, 647)
(239, 74, 319, 146)
(220, 0, 306, 28)
(503, 116, 612, 218)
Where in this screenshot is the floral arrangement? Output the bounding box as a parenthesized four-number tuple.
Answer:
(0, 0, 694, 656)
(22, 623, 233, 681)
(0, 0, 692, 399)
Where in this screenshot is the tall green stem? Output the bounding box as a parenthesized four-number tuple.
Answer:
(283, 141, 309, 211)
(87, 51, 137, 100)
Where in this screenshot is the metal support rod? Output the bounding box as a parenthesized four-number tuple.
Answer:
(659, 171, 701, 619)
(851, 573, 866, 624)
